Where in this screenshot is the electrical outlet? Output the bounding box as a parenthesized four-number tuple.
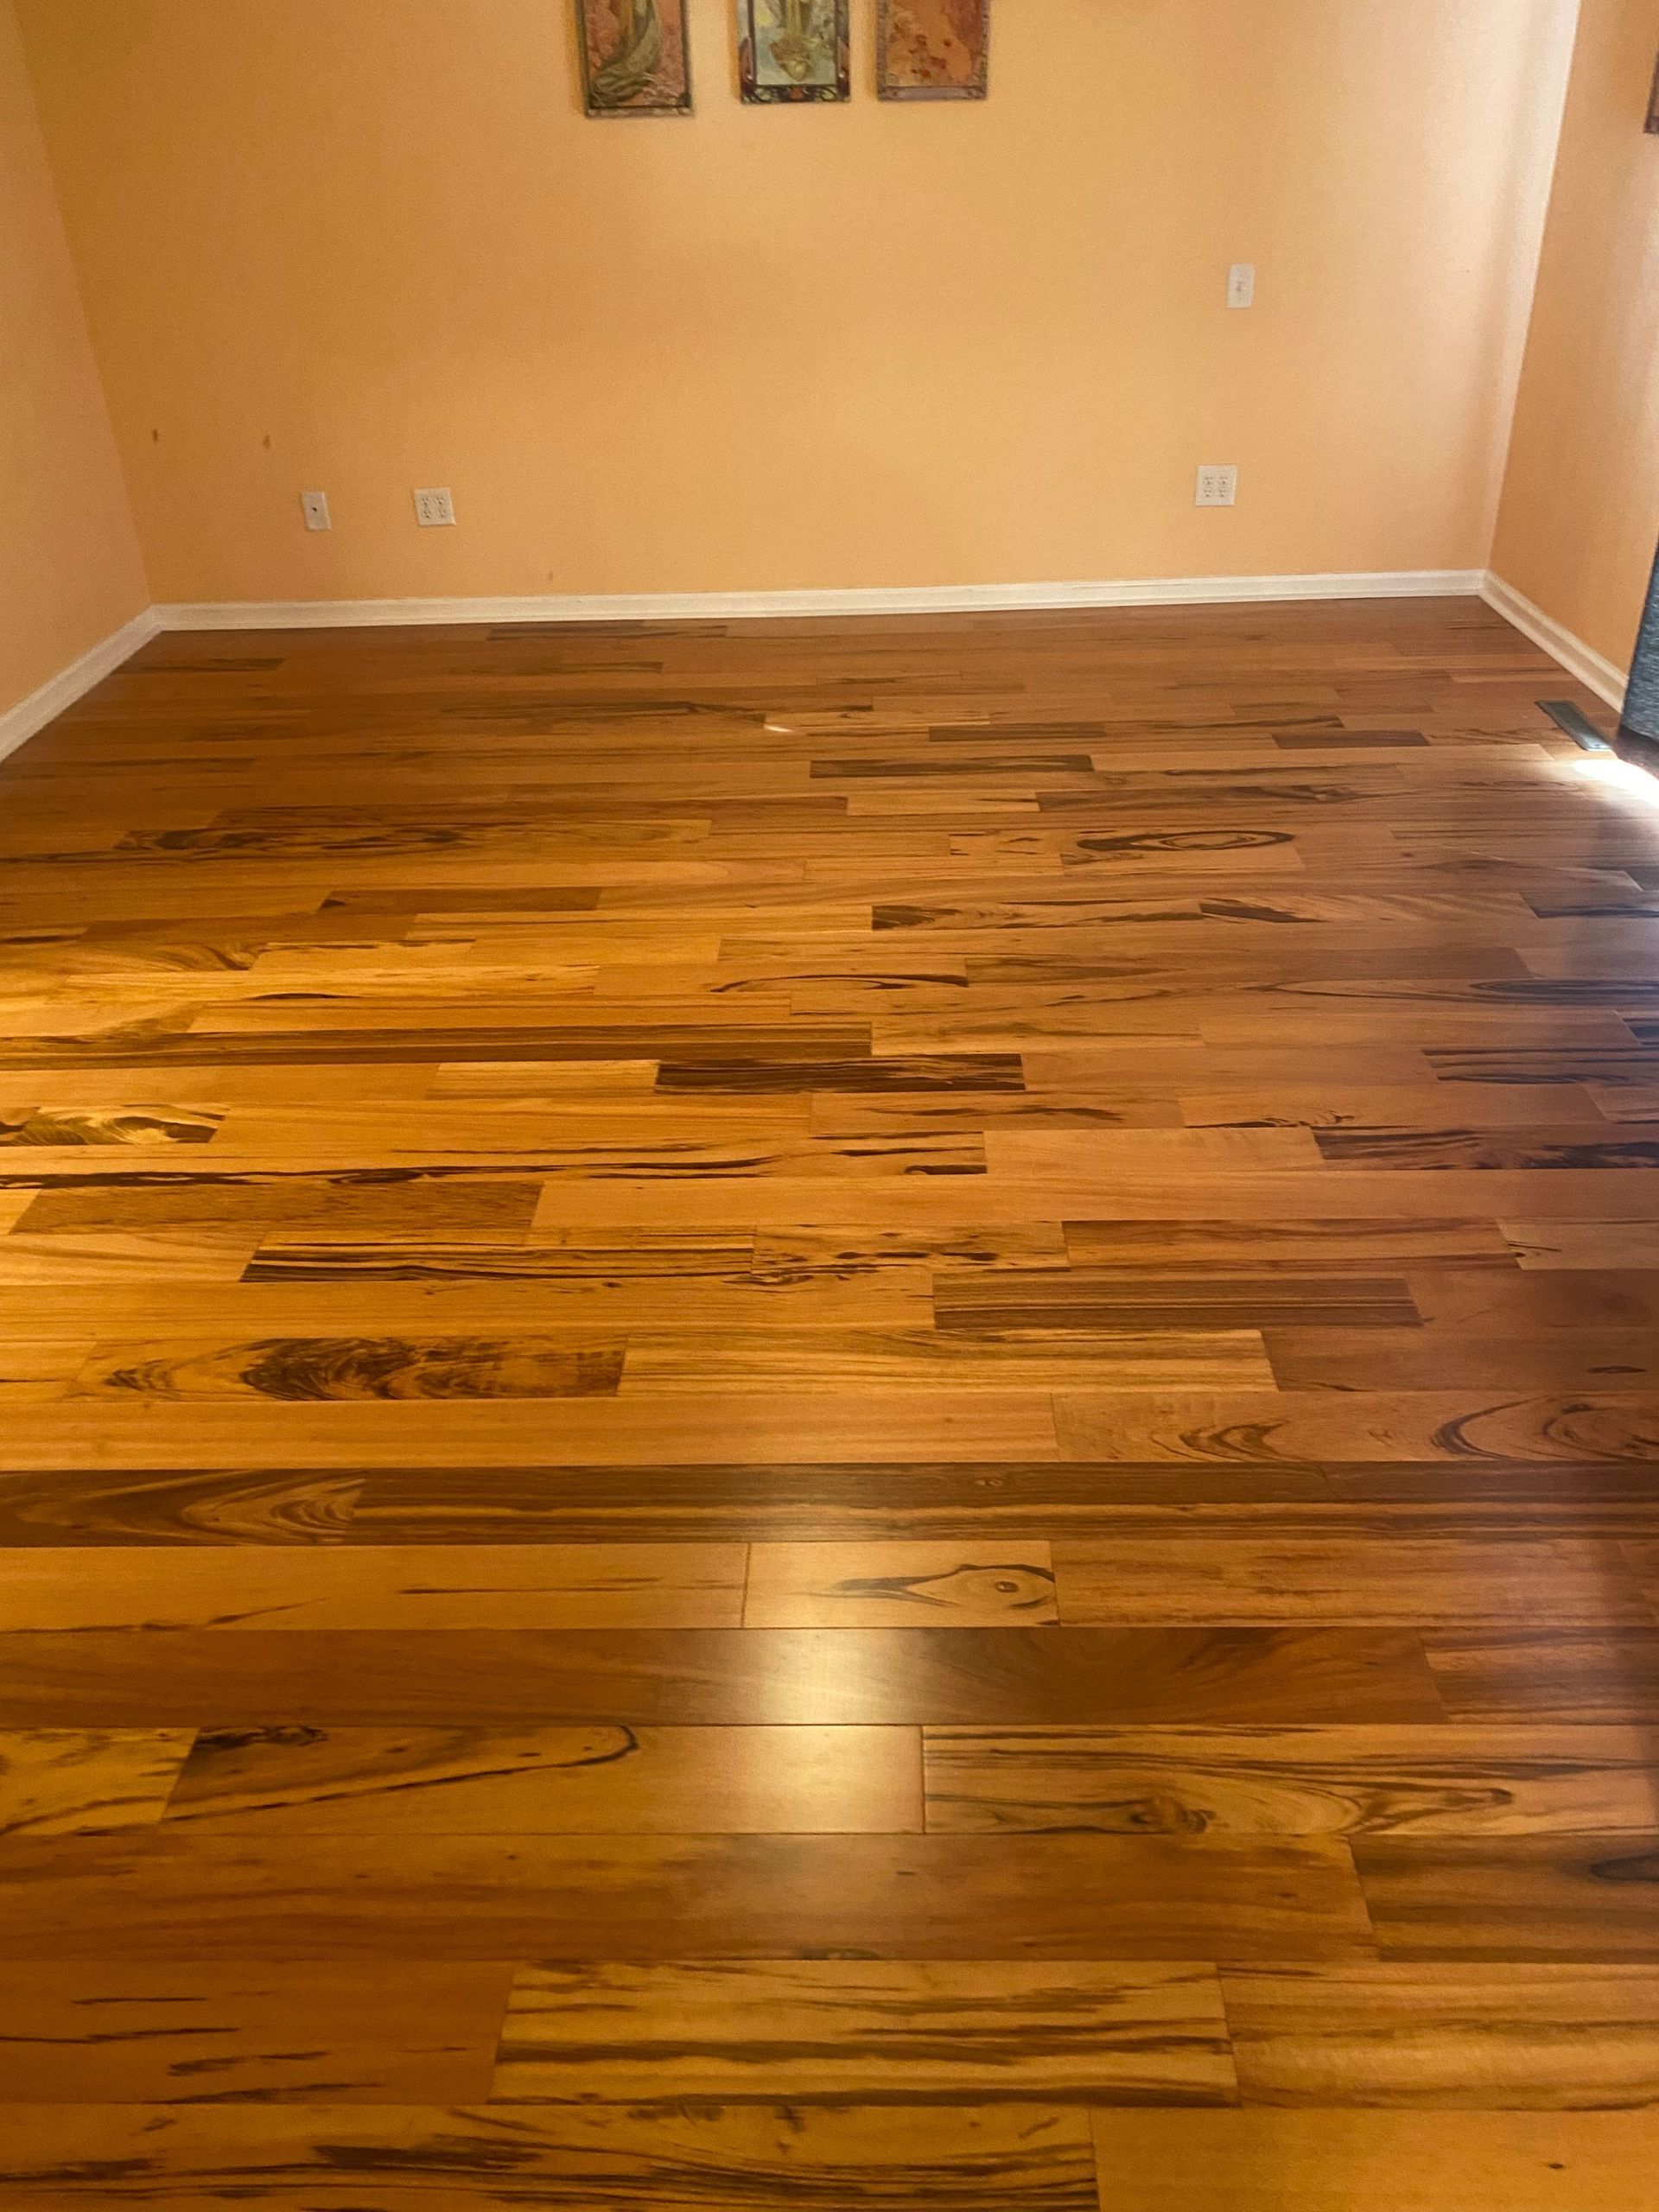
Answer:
(1196, 466, 1238, 508)
(300, 490, 332, 531)
(1227, 263, 1255, 309)
(414, 486, 456, 527)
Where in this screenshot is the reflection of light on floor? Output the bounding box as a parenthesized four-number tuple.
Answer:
(1579, 755, 1659, 808)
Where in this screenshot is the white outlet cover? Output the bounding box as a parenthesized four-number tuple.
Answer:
(300, 490, 332, 531)
(414, 487, 457, 526)
(1227, 263, 1255, 309)
(1196, 466, 1238, 508)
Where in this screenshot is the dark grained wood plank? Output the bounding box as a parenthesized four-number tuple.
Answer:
(1313, 1128, 1659, 1170)
(68, 1332, 628, 1402)
(0, 1022, 879, 1071)
(1222, 1962, 1659, 2108)
(493, 1960, 1236, 2106)
(1060, 1217, 1519, 1270)
(0, 1627, 1446, 1727)
(1354, 1837, 1659, 1961)
(654, 1054, 1027, 1093)
(1424, 1631, 1659, 1722)
(1263, 1325, 1659, 1394)
(0, 1828, 1374, 1961)
(0, 2101, 1103, 2209)
(0, 1961, 515, 2103)
(10, 1170, 550, 1236)
(938, 1270, 1423, 1332)
(1425, 1046, 1659, 1086)
(242, 1232, 757, 1284)
(0, 1469, 359, 1546)
(342, 1461, 1334, 1544)
(922, 1726, 1659, 1837)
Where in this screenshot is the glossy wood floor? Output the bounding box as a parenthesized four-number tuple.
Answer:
(3, 599, 1658, 2206)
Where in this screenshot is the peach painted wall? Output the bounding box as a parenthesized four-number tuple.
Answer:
(0, 0, 145, 719)
(1492, 0, 1659, 676)
(18, 0, 1576, 607)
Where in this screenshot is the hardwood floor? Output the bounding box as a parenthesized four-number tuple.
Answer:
(2, 599, 1658, 2205)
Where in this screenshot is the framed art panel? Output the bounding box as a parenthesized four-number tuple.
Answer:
(738, 1, 851, 105)
(576, 0, 693, 116)
(877, 0, 989, 101)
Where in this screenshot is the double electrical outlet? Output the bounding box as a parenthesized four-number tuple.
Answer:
(300, 487, 455, 532)
(1196, 262, 1254, 507)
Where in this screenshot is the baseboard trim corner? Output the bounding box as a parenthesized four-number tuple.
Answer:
(0, 607, 162, 765)
(154, 569, 1487, 633)
(1480, 573, 1628, 714)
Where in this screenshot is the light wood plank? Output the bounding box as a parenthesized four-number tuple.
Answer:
(0, 1728, 193, 1837)
(0, 1546, 748, 1630)
(1089, 2112, 1659, 2210)
(745, 1543, 1059, 1627)
(161, 1723, 923, 1834)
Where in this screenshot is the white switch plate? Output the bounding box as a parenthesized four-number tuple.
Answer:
(414, 486, 456, 527)
(1196, 465, 1238, 508)
(300, 490, 332, 531)
(1227, 263, 1255, 309)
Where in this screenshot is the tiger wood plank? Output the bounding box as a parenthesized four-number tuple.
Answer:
(493, 1959, 1236, 2107)
(1051, 1528, 1649, 1627)
(0, 1469, 359, 1547)
(0, 2101, 1103, 2209)
(342, 1461, 1332, 1545)
(922, 1726, 1659, 1838)
(0, 1544, 749, 1631)
(0, 1827, 1375, 1963)
(0, 1962, 515, 2105)
(1354, 1836, 1659, 1961)
(0, 1728, 194, 1839)
(1425, 1630, 1659, 1723)
(160, 1723, 923, 1836)
(0, 1390, 1064, 1468)
(1221, 1961, 1659, 2108)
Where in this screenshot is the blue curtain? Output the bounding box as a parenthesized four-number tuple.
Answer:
(1623, 541, 1659, 744)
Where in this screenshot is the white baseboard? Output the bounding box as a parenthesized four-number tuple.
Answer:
(0, 571, 1509, 764)
(154, 569, 1486, 632)
(1480, 572, 1628, 713)
(0, 607, 161, 764)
